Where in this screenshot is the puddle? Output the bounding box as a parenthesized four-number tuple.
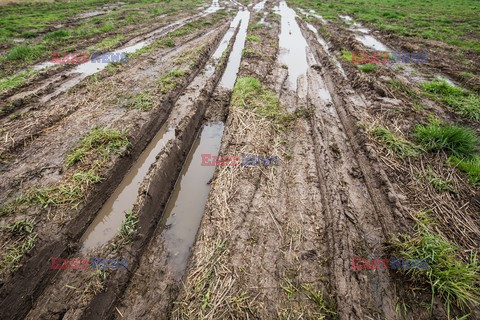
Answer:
(33, 61, 55, 71)
(253, 0, 266, 12)
(74, 10, 106, 20)
(338, 14, 389, 51)
(276, 1, 309, 91)
(354, 34, 388, 51)
(158, 121, 224, 274)
(339, 15, 352, 21)
(298, 8, 327, 24)
(80, 126, 175, 251)
(219, 9, 250, 89)
(80, 14, 238, 250)
(306, 22, 347, 78)
(203, 0, 222, 14)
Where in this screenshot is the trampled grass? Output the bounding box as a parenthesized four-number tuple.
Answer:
(370, 126, 421, 157)
(392, 212, 480, 314)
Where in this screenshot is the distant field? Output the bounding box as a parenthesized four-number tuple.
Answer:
(293, 0, 480, 52)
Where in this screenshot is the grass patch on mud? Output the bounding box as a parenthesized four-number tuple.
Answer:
(357, 63, 377, 73)
(421, 79, 480, 121)
(157, 69, 188, 93)
(231, 76, 310, 130)
(65, 128, 130, 167)
(0, 69, 36, 92)
(414, 118, 479, 184)
(118, 209, 138, 243)
(125, 92, 154, 111)
(280, 278, 338, 318)
(5, 44, 46, 62)
(414, 118, 478, 159)
(391, 211, 480, 314)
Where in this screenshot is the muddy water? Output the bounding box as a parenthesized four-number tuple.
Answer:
(158, 122, 224, 274)
(80, 13, 239, 250)
(275, 1, 309, 91)
(355, 34, 388, 51)
(219, 9, 250, 89)
(339, 15, 389, 51)
(253, 0, 266, 12)
(305, 23, 347, 79)
(80, 126, 175, 251)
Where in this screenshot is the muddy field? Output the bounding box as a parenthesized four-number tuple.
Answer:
(0, 0, 479, 319)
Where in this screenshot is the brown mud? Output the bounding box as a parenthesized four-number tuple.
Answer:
(0, 0, 478, 319)
(0, 15, 231, 320)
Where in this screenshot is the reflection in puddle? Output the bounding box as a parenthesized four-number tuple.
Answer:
(338, 15, 389, 51)
(276, 1, 309, 91)
(354, 34, 388, 51)
(219, 9, 250, 89)
(159, 122, 224, 275)
(253, 0, 266, 12)
(80, 126, 175, 251)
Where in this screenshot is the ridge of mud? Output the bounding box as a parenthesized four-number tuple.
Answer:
(0, 23, 230, 320)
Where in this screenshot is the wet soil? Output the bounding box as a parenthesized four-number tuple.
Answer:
(0, 0, 478, 319)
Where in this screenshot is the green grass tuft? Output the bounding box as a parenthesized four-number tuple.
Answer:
(6, 218, 35, 236)
(126, 92, 154, 112)
(341, 50, 353, 61)
(246, 34, 260, 42)
(6, 44, 45, 62)
(371, 126, 421, 157)
(157, 69, 188, 93)
(65, 128, 130, 167)
(448, 155, 480, 185)
(392, 212, 480, 314)
(0, 69, 36, 92)
(414, 118, 478, 158)
(0, 234, 37, 273)
(358, 63, 377, 72)
(119, 209, 138, 242)
(422, 80, 480, 120)
(156, 37, 176, 47)
(231, 76, 300, 130)
(44, 29, 70, 40)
